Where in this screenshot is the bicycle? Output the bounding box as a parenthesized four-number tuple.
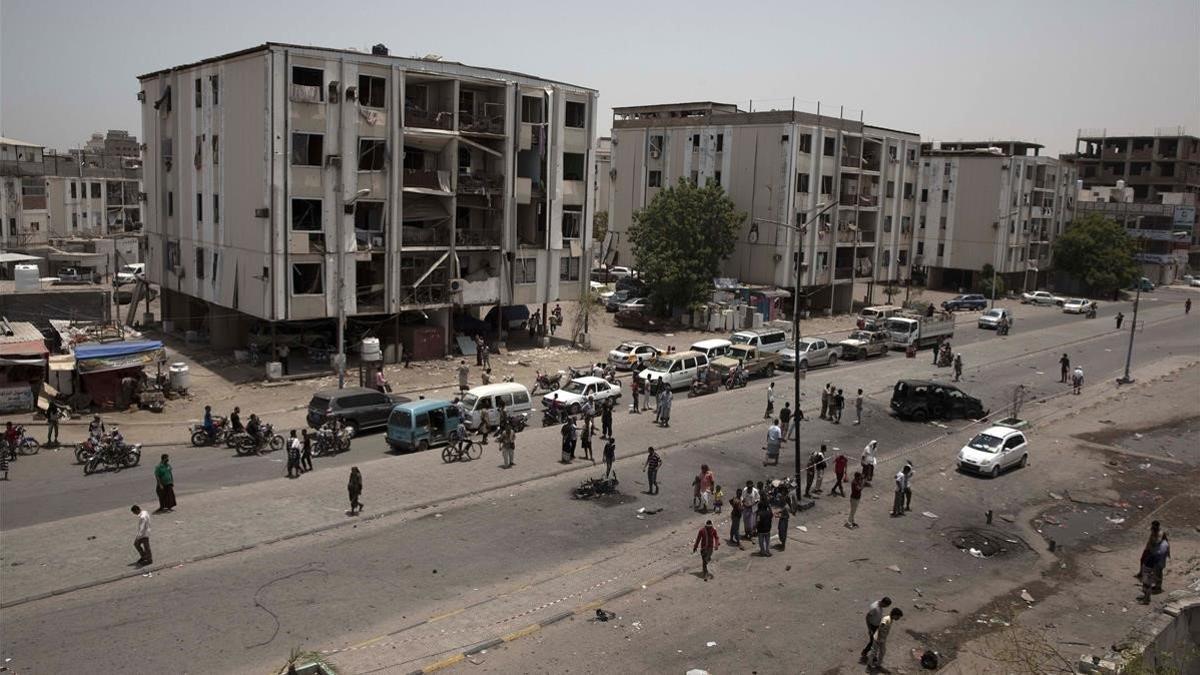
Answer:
(441, 435, 484, 463)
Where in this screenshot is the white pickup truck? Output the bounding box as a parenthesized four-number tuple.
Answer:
(779, 337, 840, 372)
(883, 311, 955, 350)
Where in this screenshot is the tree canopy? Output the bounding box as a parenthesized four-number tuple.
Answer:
(592, 211, 608, 242)
(1052, 214, 1139, 293)
(979, 264, 1005, 299)
(629, 178, 744, 312)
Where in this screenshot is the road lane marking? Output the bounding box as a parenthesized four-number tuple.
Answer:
(419, 653, 465, 672)
(502, 624, 541, 641)
(427, 608, 464, 623)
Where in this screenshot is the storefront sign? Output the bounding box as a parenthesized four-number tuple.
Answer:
(0, 384, 34, 413)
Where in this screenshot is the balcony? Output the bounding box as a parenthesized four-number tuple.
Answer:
(455, 276, 500, 305)
(459, 111, 505, 135)
(399, 285, 449, 306)
(402, 224, 451, 247)
(840, 154, 861, 169)
(833, 266, 855, 280)
(404, 105, 453, 131)
(455, 227, 502, 247)
(403, 169, 452, 193)
(457, 172, 503, 196)
(839, 193, 879, 207)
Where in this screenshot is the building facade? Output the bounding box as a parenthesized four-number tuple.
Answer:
(915, 141, 1076, 293)
(1067, 130, 1199, 271)
(1075, 183, 1195, 284)
(606, 102, 921, 312)
(137, 43, 597, 352)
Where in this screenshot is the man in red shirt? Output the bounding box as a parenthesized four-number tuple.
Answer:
(831, 452, 848, 496)
(692, 520, 721, 580)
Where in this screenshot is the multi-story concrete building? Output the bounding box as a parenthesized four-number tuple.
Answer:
(1067, 129, 1199, 270)
(137, 43, 598, 354)
(606, 102, 921, 312)
(915, 141, 1076, 293)
(1, 137, 50, 248)
(1075, 182, 1195, 284)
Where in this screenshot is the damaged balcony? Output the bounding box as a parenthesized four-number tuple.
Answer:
(459, 85, 507, 135)
(516, 202, 548, 248)
(400, 253, 450, 307)
(404, 76, 455, 131)
(456, 199, 502, 248)
(354, 201, 386, 252)
(355, 255, 387, 315)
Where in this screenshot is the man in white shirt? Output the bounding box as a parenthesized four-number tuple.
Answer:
(891, 465, 910, 517)
(860, 596, 893, 663)
(742, 480, 759, 537)
(764, 421, 782, 465)
(763, 382, 775, 419)
(131, 504, 152, 565)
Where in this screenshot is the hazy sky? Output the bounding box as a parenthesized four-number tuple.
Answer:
(2, 0, 1197, 155)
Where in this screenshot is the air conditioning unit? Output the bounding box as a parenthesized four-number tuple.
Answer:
(649, 149, 660, 159)
(326, 154, 341, 167)
(448, 278, 467, 293)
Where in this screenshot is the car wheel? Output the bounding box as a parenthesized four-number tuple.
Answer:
(1019, 454, 1028, 469)
(798, 360, 808, 374)
(910, 408, 929, 422)
(417, 439, 429, 453)
(764, 364, 775, 378)
(828, 354, 838, 367)
(990, 465, 1000, 479)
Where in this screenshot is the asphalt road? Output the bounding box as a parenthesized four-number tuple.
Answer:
(3, 288, 1181, 530)
(1, 288, 1194, 674)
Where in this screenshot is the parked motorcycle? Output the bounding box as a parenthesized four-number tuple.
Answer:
(532, 370, 564, 395)
(74, 436, 101, 464)
(312, 426, 353, 457)
(542, 406, 570, 428)
(724, 369, 749, 390)
(83, 439, 142, 475)
(189, 416, 229, 447)
(235, 423, 286, 456)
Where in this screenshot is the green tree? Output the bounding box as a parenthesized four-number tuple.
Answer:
(629, 178, 744, 312)
(1053, 214, 1139, 294)
(592, 211, 608, 242)
(980, 264, 1006, 299)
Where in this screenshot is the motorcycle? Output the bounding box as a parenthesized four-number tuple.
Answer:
(3, 425, 40, 460)
(74, 435, 101, 464)
(573, 472, 619, 499)
(190, 416, 229, 447)
(724, 369, 749, 390)
(1086, 306, 1097, 319)
(542, 406, 570, 428)
(83, 439, 142, 475)
(532, 370, 564, 395)
(236, 423, 286, 456)
(997, 322, 1011, 336)
(312, 426, 353, 457)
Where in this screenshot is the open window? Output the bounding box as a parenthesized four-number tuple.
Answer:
(358, 74, 386, 108)
(562, 207, 582, 239)
(520, 96, 543, 124)
(291, 198, 322, 231)
(563, 153, 585, 181)
(358, 138, 386, 171)
(565, 101, 586, 128)
(291, 133, 323, 166)
(291, 263, 324, 295)
(291, 66, 324, 102)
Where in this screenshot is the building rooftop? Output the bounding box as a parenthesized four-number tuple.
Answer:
(0, 136, 43, 149)
(1076, 128, 1196, 141)
(612, 101, 919, 137)
(137, 42, 596, 93)
(921, 140, 1044, 157)
(612, 101, 741, 118)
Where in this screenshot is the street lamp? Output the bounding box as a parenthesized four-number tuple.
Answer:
(336, 187, 372, 388)
(992, 206, 1021, 309)
(750, 199, 837, 501)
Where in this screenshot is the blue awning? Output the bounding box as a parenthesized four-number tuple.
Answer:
(74, 340, 166, 374)
(75, 340, 163, 360)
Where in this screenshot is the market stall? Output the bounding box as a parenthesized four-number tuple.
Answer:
(73, 340, 166, 409)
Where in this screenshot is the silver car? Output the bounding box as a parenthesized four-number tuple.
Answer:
(978, 308, 1013, 329)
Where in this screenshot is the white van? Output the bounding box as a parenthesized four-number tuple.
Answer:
(689, 338, 732, 361)
(730, 328, 788, 354)
(857, 305, 902, 330)
(637, 351, 709, 391)
(460, 382, 532, 429)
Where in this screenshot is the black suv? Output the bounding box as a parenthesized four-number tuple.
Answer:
(942, 294, 988, 311)
(306, 387, 409, 433)
(890, 380, 987, 421)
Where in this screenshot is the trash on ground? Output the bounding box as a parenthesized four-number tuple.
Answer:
(706, 641, 717, 648)
(1048, 492, 1063, 500)
(594, 609, 615, 622)
(1106, 517, 1126, 524)
(887, 564, 902, 573)
(796, 525, 808, 532)
(922, 511, 939, 519)
(686, 670, 711, 675)
(968, 548, 986, 558)
(1020, 589, 1035, 603)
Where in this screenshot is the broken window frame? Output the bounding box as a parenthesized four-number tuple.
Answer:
(291, 133, 324, 166)
(291, 66, 325, 101)
(562, 207, 583, 239)
(647, 170, 662, 188)
(291, 198, 323, 232)
(358, 74, 387, 109)
(562, 153, 586, 181)
(357, 138, 387, 171)
(353, 200, 386, 232)
(559, 255, 581, 281)
(515, 258, 537, 284)
(291, 262, 325, 295)
(520, 96, 543, 124)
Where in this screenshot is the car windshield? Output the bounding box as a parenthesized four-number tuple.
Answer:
(646, 357, 673, 371)
(968, 433, 1004, 452)
(309, 396, 331, 410)
(388, 409, 412, 428)
(461, 394, 479, 408)
(562, 381, 588, 395)
(983, 310, 1001, 318)
(885, 318, 916, 333)
(731, 334, 752, 345)
(848, 331, 872, 340)
(614, 343, 635, 354)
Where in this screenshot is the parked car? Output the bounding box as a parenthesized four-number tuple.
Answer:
(615, 276, 647, 294)
(837, 330, 889, 360)
(385, 399, 462, 453)
(779, 337, 839, 372)
(856, 305, 903, 330)
(942, 294, 988, 311)
(460, 383, 533, 430)
(1062, 298, 1098, 314)
(1191, 277, 1200, 288)
(542, 376, 622, 413)
(605, 290, 632, 313)
(709, 345, 780, 378)
(307, 387, 410, 434)
(890, 380, 987, 422)
(957, 426, 1030, 478)
(618, 297, 649, 312)
(607, 341, 659, 370)
(56, 267, 95, 284)
(637, 351, 709, 391)
(1130, 277, 1155, 292)
(729, 328, 789, 354)
(1021, 290, 1065, 306)
(977, 307, 1013, 329)
(614, 309, 669, 331)
(689, 338, 733, 361)
(116, 263, 145, 285)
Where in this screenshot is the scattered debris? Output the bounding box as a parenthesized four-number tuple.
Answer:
(636, 507, 662, 515)
(887, 565, 902, 573)
(1020, 589, 1035, 603)
(922, 511, 939, 519)
(968, 548, 986, 558)
(914, 587, 923, 597)
(1106, 517, 1126, 525)
(630, 621, 642, 631)
(594, 609, 615, 622)
(796, 525, 808, 532)
(815, 583, 824, 590)
(705, 641, 718, 648)
(1043, 515, 1061, 525)
(999, 513, 1016, 523)
(1090, 545, 1113, 553)
(849, 558, 870, 563)
(1049, 492, 1064, 500)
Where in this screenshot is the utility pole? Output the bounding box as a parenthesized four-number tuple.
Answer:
(336, 188, 372, 388)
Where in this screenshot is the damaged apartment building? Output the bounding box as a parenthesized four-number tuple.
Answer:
(604, 102, 921, 313)
(138, 42, 597, 357)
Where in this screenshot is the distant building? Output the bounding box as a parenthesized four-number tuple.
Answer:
(1075, 182, 1194, 284)
(137, 43, 598, 355)
(1065, 129, 1199, 271)
(607, 102, 921, 312)
(592, 137, 612, 252)
(916, 141, 1076, 294)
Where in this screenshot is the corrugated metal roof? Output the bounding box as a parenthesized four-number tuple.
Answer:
(0, 321, 45, 344)
(0, 137, 43, 148)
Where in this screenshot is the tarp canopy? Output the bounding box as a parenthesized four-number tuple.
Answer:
(0, 339, 48, 358)
(75, 340, 165, 374)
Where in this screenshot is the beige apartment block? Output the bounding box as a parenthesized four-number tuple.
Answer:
(915, 141, 1076, 294)
(606, 102, 920, 312)
(138, 43, 597, 352)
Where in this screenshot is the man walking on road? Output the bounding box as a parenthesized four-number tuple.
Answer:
(742, 480, 759, 538)
(693, 519, 720, 580)
(846, 471, 863, 528)
(347, 467, 363, 515)
(813, 445, 827, 494)
(1116, 312, 1125, 330)
(287, 431, 302, 478)
(861, 440, 878, 486)
(903, 460, 914, 512)
(831, 452, 847, 496)
(779, 402, 792, 441)
(953, 353, 963, 382)
(860, 596, 892, 663)
(729, 488, 744, 547)
(1072, 365, 1085, 395)
(868, 608, 904, 672)
(764, 382, 775, 419)
(45, 400, 62, 445)
(300, 430, 314, 472)
(457, 360, 469, 393)
(132, 505, 152, 566)
(643, 446, 661, 494)
(600, 400, 614, 439)
(1187, 298, 1192, 315)
(755, 500, 774, 557)
(832, 388, 845, 424)
(1059, 353, 1070, 384)
(630, 378, 641, 414)
(658, 386, 673, 428)
(602, 436, 616, 478)
(500, 425, 516, 468)
(820, 383, 832, 420)
(854, 389, 864, 425)
(154, 454, 176, 512)
(891, 465, 911, 516)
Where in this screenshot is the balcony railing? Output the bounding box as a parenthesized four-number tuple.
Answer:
(459, 111, 505, 135)
(404, 105, 453, 130)
(839, 193, 879, 207)
(404, 169, 451, 192)
(457, 172, 504, 196)
(402, 224, 450, 247)
(399, 285, 449, 306)
(840, 154, 860, 168)
(456, 227, 502, 247)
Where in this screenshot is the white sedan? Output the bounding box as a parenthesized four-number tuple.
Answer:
(1021, 290, 1065, 306)
(957, 426, 1030, 478)
(1062, 298, 1097, 314)
(618, 297, 649, 312)
(542, 376, 622, 413)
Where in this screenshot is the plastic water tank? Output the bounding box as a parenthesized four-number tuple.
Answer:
(361, 337, 382, 361)
(168, 362, 190, 391)
(14, 264, 39, 291)
(265, 361, 283, 380)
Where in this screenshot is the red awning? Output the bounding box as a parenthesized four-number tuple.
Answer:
(0, 339, 48, 358)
